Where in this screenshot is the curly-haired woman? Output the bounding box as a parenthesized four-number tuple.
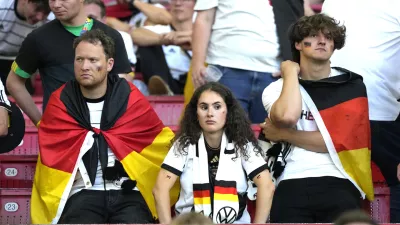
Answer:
(152, 82, 275, 224)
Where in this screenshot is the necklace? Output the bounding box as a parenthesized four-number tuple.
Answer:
(205, 140, 220, 151)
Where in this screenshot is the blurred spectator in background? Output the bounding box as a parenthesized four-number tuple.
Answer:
(322, 0, 400, 222)
(84, 0, 136, 65)
(105, 0, 171, 25)
(132, 0, 194, 95)
(84, 0, 150, 95)
(171, 212, 214, 225)
(6, 0, 132, 128)
(191, 0, 281, 123)
(334, 210, 378, 225)
(126, 0, 172, 27)
(0, 0, 50, 94)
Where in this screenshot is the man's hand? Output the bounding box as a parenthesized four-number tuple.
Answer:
(397, 163, 400, 182)
(280, 60, 300, 79)
(0, 107, 8, 137)
(160, 32, 175, 45)
(105, 17, 131, 33)
(173, 31, 192, 44)
(160, 31, 192, 47)
(192, 64, 207, 88)
(259, 119, 290, 142)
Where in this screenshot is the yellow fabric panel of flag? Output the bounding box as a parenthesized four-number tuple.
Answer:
(31, 155, 72, 224)
(121, 127, 180, 218)
(337, 148, 374, 201)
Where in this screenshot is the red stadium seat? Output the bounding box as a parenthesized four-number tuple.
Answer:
(0, 162, 36, 188)
(147, 96, 184, 125)
(33, 75, 43, 96)
(0, 127, 39, 161)
(0, 189, 31, 225)
(362, 186, 390, 223)
(0, 186, 390, 224)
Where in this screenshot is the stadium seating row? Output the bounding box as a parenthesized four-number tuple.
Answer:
(0, 187, 390, 224)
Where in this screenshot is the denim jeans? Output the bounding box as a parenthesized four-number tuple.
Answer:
(58, 189, 154, 224)
(214, 65, 278, 123)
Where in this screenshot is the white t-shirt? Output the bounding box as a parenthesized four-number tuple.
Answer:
(161, 141, 267, 224)
(70, 100, 138, 197)
(262, 69, 346, 182)
(143, 24, 192, 80)
(118, 30, 137, 65)
(322, 0, 400, 121)
(194, 0, 281, 73)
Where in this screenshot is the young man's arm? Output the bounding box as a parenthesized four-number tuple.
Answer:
(191, 7, 216, 88)
(7, 32, 42, 126)
(0, 80, 10, 136)
(132, 1, 172, 25)
(269, 61, 302, 128)
(7, 71, 42, 126)
(260, 119, 328, 153)
(131, 27, 165, 46)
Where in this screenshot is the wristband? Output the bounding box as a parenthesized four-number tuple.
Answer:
(36, 120, 41, 128)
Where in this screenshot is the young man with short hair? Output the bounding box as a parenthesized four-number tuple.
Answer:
(261, 14, 374, 222)
(31, 29, 178, 224)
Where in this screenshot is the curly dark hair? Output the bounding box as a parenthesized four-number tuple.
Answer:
(288, 13, 346, 63)
(173, 82, 262, 159)
(73, 29, 115, 60)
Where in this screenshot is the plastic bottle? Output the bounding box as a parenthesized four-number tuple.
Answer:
(204, 65, 223, 82)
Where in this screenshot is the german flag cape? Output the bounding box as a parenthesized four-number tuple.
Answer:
(299, 67, 374, 201)
(31, 75, 179, 224)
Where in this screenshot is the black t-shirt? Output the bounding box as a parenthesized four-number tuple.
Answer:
(15, 19, 132, 110)
(205, 140, 220, 184)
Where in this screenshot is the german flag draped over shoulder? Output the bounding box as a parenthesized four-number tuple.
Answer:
(299, 67, 374, 201)
(31, 74, 179, 224)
